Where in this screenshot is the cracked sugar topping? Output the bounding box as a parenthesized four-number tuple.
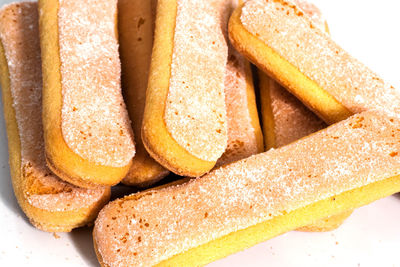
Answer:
(165, 0, 232, 162)
(0, 2, 106, 212)
(58, 0, 135, 167)
(95, 110, 400, 267)
(241, 0, 400, 114)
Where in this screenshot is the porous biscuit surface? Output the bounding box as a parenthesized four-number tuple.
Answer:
(269, 80, 327, 147)
(58, 0, 135, 167)
(0, 2, 43, 168)
(95, 110, 400, 267)
(165, 0, 229, 162)
(0, 2, 108, 214)
(217, 46, 259, 166)
(293, 0, 324, 30)
(240, 0, 400, 114)
(264, 0, 327, 148)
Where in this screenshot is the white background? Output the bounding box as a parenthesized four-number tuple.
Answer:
(0, 0, 400, 266)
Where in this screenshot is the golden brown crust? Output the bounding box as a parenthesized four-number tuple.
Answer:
(96, 176, 399, 266)
(261, 77, 328, 148)
(44, 155, 106, 189)
(256, 2, 350, 231)
(163, 0, 229, 162)
(142, 0, 222, 176)
(26, 187, 110, 232)
(0, 2, 110, 232)
(94, 110, 400, 266)
(259, 62, 350, 232)
(241, 0, 399, 116)
(118, 0, 169, 187)
(39, 0, 133, 188)
(297, 210, 353, 232)
(230, 0, 400, 125)
(257, 2, 351, 232)
(258, 70, 277, 149)
(228, 3, 352, 125)
(216, 42, 263, 166)
(258, 0, 328, 150)
(57, 0, 135, 168)
(155, 176, 400, 266)
(244, 61, 264, 155)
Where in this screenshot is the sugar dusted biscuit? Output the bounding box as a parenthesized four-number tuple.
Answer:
(259, 0, 328, 149)
(259, 72, 353, 232)
(259, 71, 327, 148)
(142, 0, 230, 176)
(229, 0, 400, 125)
(0, 2, 110, 232)
(94, 110, 400, 266)
(216, 33, 263, 166)
(257, 0, 351, 231)
(258, 0, 351, 231)
(39, 0, 135, 188)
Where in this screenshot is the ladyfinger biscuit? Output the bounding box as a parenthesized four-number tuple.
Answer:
(0, 2, 110, 232)
(259, 0, 327, 149)
(39, 0, 135, 188)
(142, 0, 230, 176)
(216, 40, 264, 166)
(119, 0, 169, 187)
(229, 0, 400, 125)
(258, 0, 350, 231)
(259, 74, 353, 232)
(94, 110, 400, 266)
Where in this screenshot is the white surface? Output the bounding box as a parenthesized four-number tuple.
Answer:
(0, 0, 400, 266)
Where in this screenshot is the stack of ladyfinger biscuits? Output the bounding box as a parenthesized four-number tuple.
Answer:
(0, 0, 399, 266)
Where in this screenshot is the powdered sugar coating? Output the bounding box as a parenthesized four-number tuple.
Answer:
(267, 0, 327, 147)
(269, 80, 326, 147)
(58, 0, 135, 167)
(0, 3, 42, 163)
(293, 0, 325, 31)
(95, 110, 400, 267)
(0, 2, 106, 212)
(217, 45, 258, 166)
(165, 0, 229, 161)
(241, 0, 400, 114)
(27, 186, 105, 212)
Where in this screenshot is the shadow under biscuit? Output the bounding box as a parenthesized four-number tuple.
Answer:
(69, 227, 99, 266)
